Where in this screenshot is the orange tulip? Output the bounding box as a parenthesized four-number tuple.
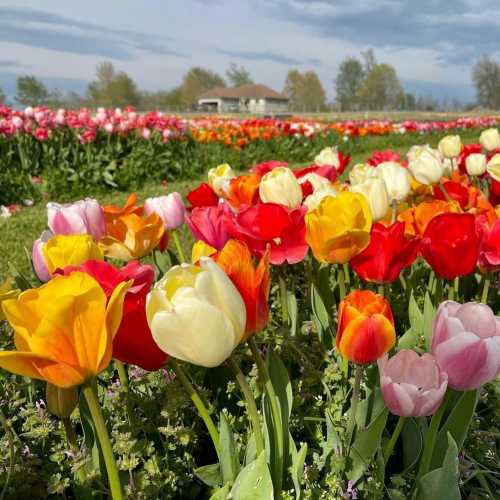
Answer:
(103, 193, 143, 225)
(336, 290, 395, 364)
(398, 199, 458, 236)
(215, 240, 270, 340)
(0, 272, 130, 388)
(225, 173, 261, 209)
(100, 213, 165, 260)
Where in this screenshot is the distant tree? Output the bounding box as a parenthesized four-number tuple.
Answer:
(16, 75, 49, 106)
(283, 70, 326, 111)
(472, 56, 500, 109)
(335, 57, 365, 111)
(357, 63, 403, 110)
(87, 62, 140, 107)
(163, 86, 183, 108)
(181, 67, 226, 105)
(361, 49, 377, 73)
(403, 92, 417, 111)
(283, 69, 304, 109)
(226, 63, 253, 87)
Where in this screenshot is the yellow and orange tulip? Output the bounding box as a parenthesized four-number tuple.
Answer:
(0, 280, 19, 321)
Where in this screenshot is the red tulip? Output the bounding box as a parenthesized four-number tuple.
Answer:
(476, 216, 500, 272)
(232, 203, 308, 265)
(490, 179, 500, 206)
(367, 149, 402, 166)
(432, 181, 469, 210)
(186, 204, 235, 250)
(186, 183, 219, 208)
(293, 164, 337, 182)
(252, 160, 288, 177)
(59, 260, 168, 371)
(421, 213, 480, 279)
(351, 222, 420, 283)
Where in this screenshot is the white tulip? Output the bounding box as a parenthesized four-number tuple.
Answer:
(479, 128, 500, 151)
(438, 135, 462, 159)
(486, 154, 500, 182)
(465, 153, 487, 176)
(259, 167, 302, 209)
(350, 177, 389, 221)
(303, 184, 338, 211)
(374, 162, 411, 202)
(208, 163, 235, 196)
(408, 150, 444, 185)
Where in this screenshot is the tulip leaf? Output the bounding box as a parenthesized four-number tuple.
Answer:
(401, 417, 423, 474)
(417, 433, 460, 500)
(347, 408, 388, 484)
(244, 433, 257, 466)
(423, 292, 435, 351)
(431, 389, 478, 471)
(194, 463, 222, 487)
(288, 290, 298, 337)
(311, 282, 331, 345)
(230, 451, 274, 500)
(397, 328, 419, 350)
(209, 483, 230, 500)
(408, 290, 424, 333)
(291, 442, 308, 500)
(219, 411, 240, 485)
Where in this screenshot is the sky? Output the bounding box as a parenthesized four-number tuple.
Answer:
(0, 0, 499, 104)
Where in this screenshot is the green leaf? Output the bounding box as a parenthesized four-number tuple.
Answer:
(347, 408, 388, 484)
(408, 290, 424, 333)
(418, 433, 460, 500)
(194, 463, 222, 487)
(319, 409, 342, 470)
(209, 483, 230, 500)
(423, 292, 435, 351)
(397, 328, 419, 350)
(291, 442, 307, 500)
(219, 412, 240, 485)
(287, 290, 298, 337)
(431, 390, 478, 470)
(230, 451, 273, 500)
(311, 282, 331, 344)
(401, 417, 423, 474)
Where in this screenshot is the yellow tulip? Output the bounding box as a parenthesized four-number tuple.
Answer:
(43, 234, 103, 275)
(0, 272, 130, 388)
(0, 280, 19, 320)
(305, 192, 372, 263)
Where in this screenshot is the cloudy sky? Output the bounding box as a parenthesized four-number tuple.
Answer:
(0, 0, 499, 103)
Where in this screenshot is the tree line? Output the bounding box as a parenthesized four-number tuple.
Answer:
(0, 50, 498, 111)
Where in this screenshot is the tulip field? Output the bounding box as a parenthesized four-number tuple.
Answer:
(0, 108, 500, 500)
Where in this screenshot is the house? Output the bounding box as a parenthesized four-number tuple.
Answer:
(197, 83, 289, 114)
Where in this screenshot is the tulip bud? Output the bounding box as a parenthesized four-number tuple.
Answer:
(487, 153, 500, 182)
(438, 135, 462, 158)
(479, 128, 500, 151)
(144, 193, 186, 230)
(350, 177, 389, 221)
(259, 167, 302, 209)
(408, 150, 444, 185)
(374, 162, 411, 202)
(349, 163, 375, 186)
(314, 146, 341, 168)
(465, 153, 487, 176)
(46, 383, 79, 418)
(407, 144, 441, 164)
(208, 163, 235, 196)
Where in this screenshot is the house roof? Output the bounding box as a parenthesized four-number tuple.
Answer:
(198, 83, 288, 101)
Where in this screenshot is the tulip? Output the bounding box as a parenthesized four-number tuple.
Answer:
(476, 216, 500, 272)
(408, 150, 444, 185)
(368, 149, 402, 166)
(350, 177, 389, 221)
(398, 200, 459, 237)
(0, 280, 19, 320)
(314, 146, 350, 174)
(431, 181, 469, 210)
(293, 164, 337, 183)
(375, 162, 411, 202)
(0, 272, 130, 388)
(465, 153, 487, 177)
(303, 183, 338, 211)
(60, 260, 168, 371)
(351, 222, 420, 283)
(305, 192, 372, 264)
(32, 230, 53, 281)
(457, 144, 483, 174)
(349, 163, 375, 186)
(432, 301, 500, 390)
(479, 128, 500, 151)
(146, 259, 246, 367)
(421, 213, 479, 280)
(486, 153, 500, 182)
(215, 240, 270, 340)
(100, 213, 165, 261)
(438, 135, 462, 159)
(103, 193, 143, 225)
(208, 163, 235, 196)
(225, 173, 261, 210)
(407, 144, 441, 165)
(298, 172, 331, 192)
(378, 350, 448, 417)
(233, 203, 308, 265)
(186, 204, 235, 250)
(47, 198, 105, 241)
(46, 384, 79, 418)
(144, 193, 186, 230)
(259, 166, 303, 209)
(336, 290, 395, 364)
(186, 183, 219, 208)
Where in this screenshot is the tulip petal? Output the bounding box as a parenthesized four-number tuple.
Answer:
(0, 351, 47, 380)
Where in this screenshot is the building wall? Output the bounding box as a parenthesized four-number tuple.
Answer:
(247, 98, 289, 114)
(199, 97, 289, 113)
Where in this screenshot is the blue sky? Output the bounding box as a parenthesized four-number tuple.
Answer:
(0, 0, 498, 103)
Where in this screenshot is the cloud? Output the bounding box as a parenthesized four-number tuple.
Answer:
(218, 48, 320, 66)
(0, 7, 186, 60)
(0, 59, 26, 68)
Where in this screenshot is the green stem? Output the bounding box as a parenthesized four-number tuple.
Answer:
(171, 229, 186, 263)
(248, 338, 284, 498)
(115, 360, 129, 392)
(417, 392, 450, 479)
(337, 265, 346, 301)
(170, 359, 220, 456)
(227, 356, 265, 456)
(439, 179, 452, 203)
(453, 277, 459, 298)
(342, 263, 351, 286)
(391, 199, 398, 224)
(377, 284, 385, 297)
(435, 277, 443, 305)
(278, 265, 289, 328)
(447, 281, 454, 301)
(346, 365, 363, 449)
(383, 416, 407, 464)
(481, 276, 491, 304)
(427, 270, 435, 294)
(82, 382, 124, 500)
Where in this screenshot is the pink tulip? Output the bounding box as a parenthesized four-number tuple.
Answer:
(144, 193, 186, 231)
(186, 203, 235, 250)
(432, 301, 500, 391)
(32, 230, 52, 282)
(47, 198, 105, 241)
(378, 350, 448, 416)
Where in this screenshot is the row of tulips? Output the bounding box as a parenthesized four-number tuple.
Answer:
(0, 129, 499, 498)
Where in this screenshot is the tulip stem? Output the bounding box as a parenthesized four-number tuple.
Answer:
(383, 416, 406, 464)
(278, 265, 289, 329)
(438, 180, 452, 203)
(435, 277, 443, 305)
(248, 337, 284, 498)
(377, 284, 385, 297)
(337, 266, 346, 300)
(171, 229, 186, 263)
(170, 359, 221, 456)
(417, 391, 450, 479)
(481, 276, 491, 304)
(115, 361, 129, 392)
(82, 382, 124, 500)
(390, 200, 398, 224)
(346, 364, 363, 449)
(62, 418, 87, 485)
(343, 263, 351, 286)
(447, 281, 454, 301)
(227, 356, 265, 456)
